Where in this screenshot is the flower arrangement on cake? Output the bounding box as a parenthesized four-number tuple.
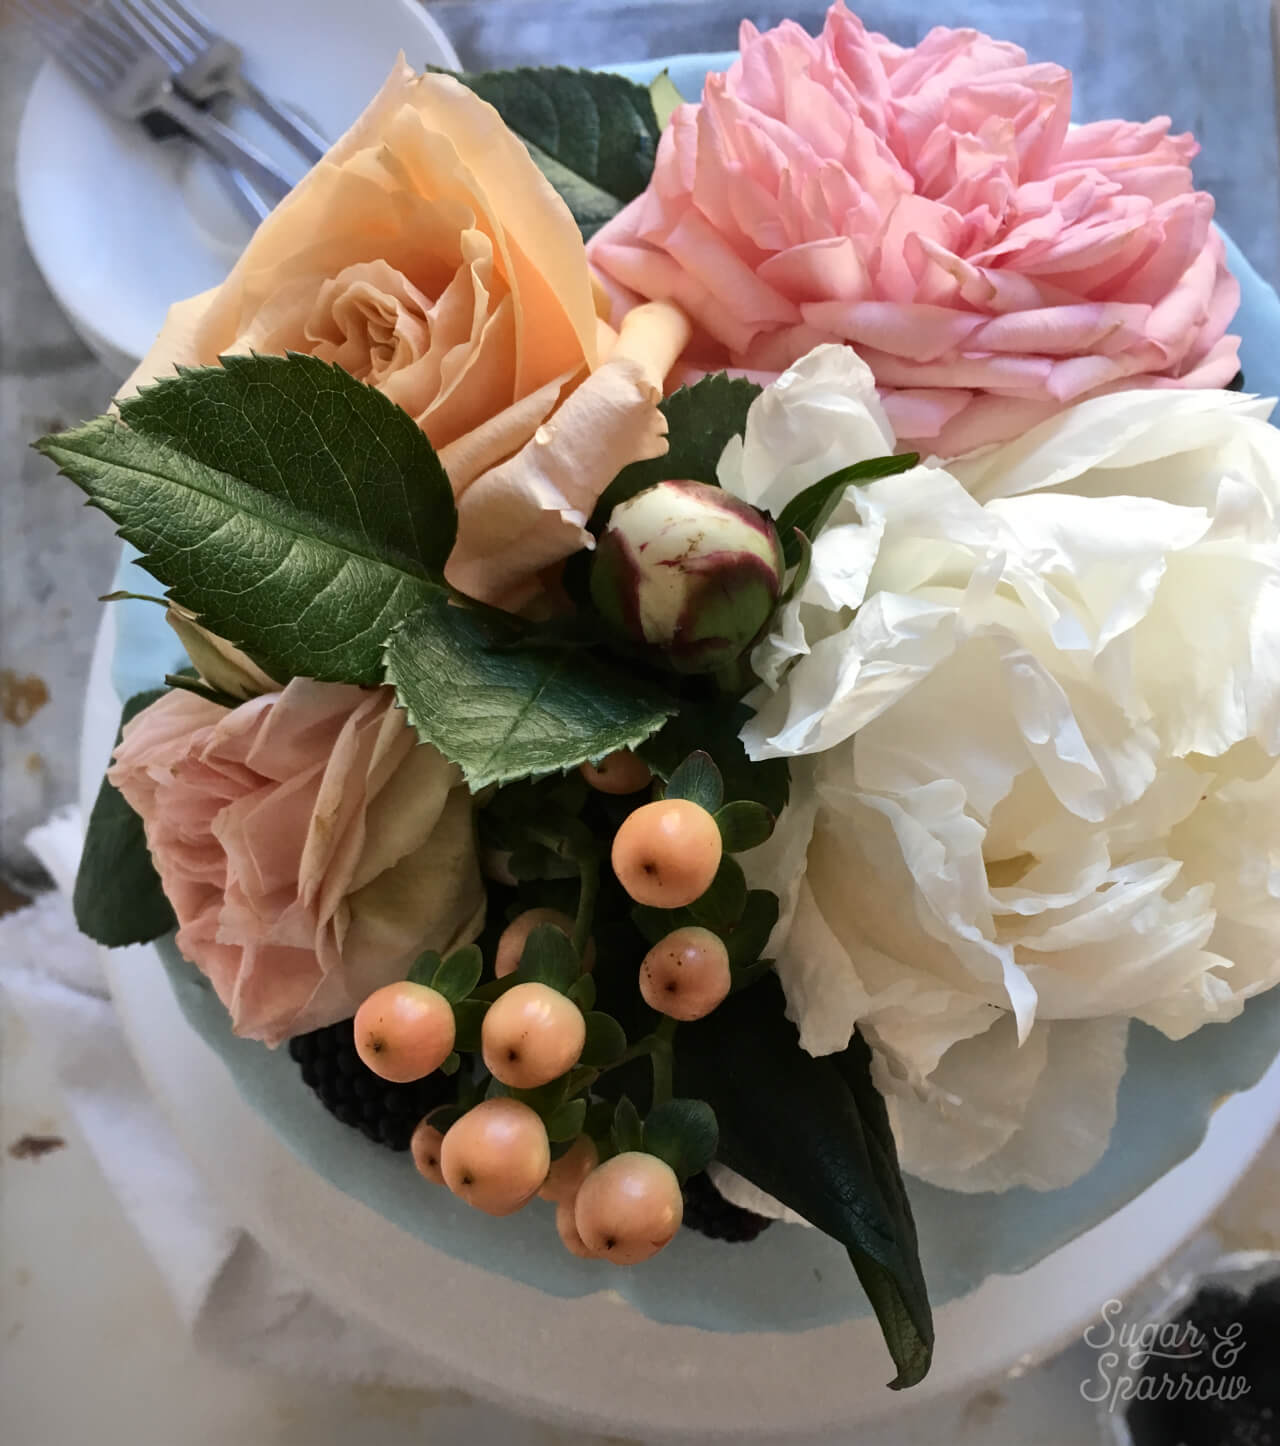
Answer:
(35, 2, 1280, 1393)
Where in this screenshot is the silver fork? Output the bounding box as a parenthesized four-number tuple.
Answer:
(17, 0, 295, 210)
(114, 0, 328, 164)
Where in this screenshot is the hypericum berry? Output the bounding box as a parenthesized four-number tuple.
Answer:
(538, 1133, 599, 1204)
(640, 926, 732, 1021)
(410, 1118, 447, 1186)
(440, 1099, 550, 1216)
(482, 982, 586, 1090)
(612, 798, 722, 908)
(579, 750, 653, 795)
(556, 1200, 599, 1259)
(495, 907, 593, 978)
(574, 1152, 684, 1265)
(353, 982, 456, 1084)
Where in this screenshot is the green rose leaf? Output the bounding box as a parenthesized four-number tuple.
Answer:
(643, 1098, 718, 1182)
(675, 976, 934, 1390)
(74, 688, 177, 947)
(431, 944, 484, 1004)
(588, 374, 764, 530)
(664, 751, 724, 814)
(35, 354, 456, 686)
(714, 800, 774, 853)
(446, 66, 660, 239)
(384, 592, 676, 789)
(776, 453, 920, 569)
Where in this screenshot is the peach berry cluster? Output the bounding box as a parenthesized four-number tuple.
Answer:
(350, 745, 774, 1266)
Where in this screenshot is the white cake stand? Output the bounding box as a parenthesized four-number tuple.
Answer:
(83, 610, 1280, 1442)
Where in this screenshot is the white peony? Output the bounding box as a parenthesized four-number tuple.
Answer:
(725, 345, 1280, 1194)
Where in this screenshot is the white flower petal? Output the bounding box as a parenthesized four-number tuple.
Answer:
(885, 1017, 1131, 1193)
(718, 343, 895, 514)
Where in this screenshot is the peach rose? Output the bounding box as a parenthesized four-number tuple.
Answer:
(589, 4, 1241, 456)
(109, 680, 485, 1045)
(125, 59, 690, 610)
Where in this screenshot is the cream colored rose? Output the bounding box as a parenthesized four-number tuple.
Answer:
(125, 59, 690, 610)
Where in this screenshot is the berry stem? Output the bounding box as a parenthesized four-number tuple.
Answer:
(572, 853, 600, 961)
(650, 1017, 678, 1107)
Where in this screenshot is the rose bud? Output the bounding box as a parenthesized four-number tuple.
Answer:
(589, 481, 785, 674)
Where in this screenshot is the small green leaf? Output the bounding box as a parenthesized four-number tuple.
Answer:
(545, 1097, 589, 1144)
(581, 1011, 628, 1067)
(724, 891, 780, 971)
(431, 945, 484, 1004)
(445, 66, 660, 239)
(639, 702, 789, 815)
(688, 855, 748, 932)
(715, 800, 774, 853)
(567, 975, 597, 1012)
(611, 1095, 645, 1155)
(588, 375, 763, 531)
(507, 842, 579, 882)
(440, 1052, 461, 1076)
(426, 1104, 464, 1133)
(74, 689, 178, 947)
(649, 69, 684, 129)
(584, 1097, 615, 1143)
(517, 924, 581, 994)
(36, 354, 457, 685)
(385, 593, 676, 789)
(664, 751, 724, 813)
(487, 1075, 572, 1117)
(644, 1098, 718, 1182)
(630, 903, 696, 945)
(730, 956, 775, 992)
(776, 454, 919, 568)
(451, 999, 489, 1053)
(406, 950, 442, 988)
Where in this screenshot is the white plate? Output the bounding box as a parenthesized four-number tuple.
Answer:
(15, 0, 460, 372)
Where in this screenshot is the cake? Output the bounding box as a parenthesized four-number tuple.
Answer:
(39, 6, 1280, 1429)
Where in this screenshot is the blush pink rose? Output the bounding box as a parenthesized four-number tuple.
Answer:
(109, 680, 485, 1045)
(589, 3, 1242, 456)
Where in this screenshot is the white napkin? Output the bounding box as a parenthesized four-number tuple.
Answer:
(0, 807, 438, 1387)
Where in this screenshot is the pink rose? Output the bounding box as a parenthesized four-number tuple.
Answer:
(109, 681, 485, 1045)
(590, 3, 1241, 455)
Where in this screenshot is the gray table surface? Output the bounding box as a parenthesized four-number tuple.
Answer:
(2, 2, 1278, 890)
